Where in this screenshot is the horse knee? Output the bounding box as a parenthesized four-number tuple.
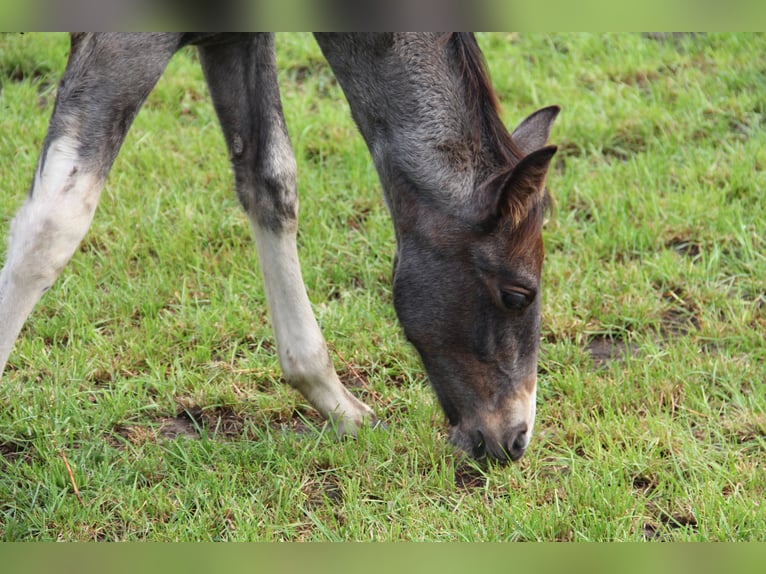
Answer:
(234, 134, 298, 232)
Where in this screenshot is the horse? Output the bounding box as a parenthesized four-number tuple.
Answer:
(0, 33, 558, 463)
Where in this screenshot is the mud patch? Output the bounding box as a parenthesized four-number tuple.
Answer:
(269, 407, 324, 436)
(302, 472, 347, 530)
(304, 473, 344, 509)
(722, 414, 766, 446)
(660, 308, 701, 337)
(665, 236, 702, 260)
(454, 463, 487, 490)
(659, 283, 701, 338)
(176, 404, 246, 439)
(631, 474, 658, 496)
(159, 415, 200, 440)
(0, 441, 31, 466)
(112, 416, 199, 447)
(586, 335, 639, 367)
(642, 503, 698, 540)
(114, 396, 250, 446)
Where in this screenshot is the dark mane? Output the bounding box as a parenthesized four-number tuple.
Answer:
(447, 33, 525, 166)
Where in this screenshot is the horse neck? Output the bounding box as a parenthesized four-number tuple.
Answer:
(316, 34, 499, 224)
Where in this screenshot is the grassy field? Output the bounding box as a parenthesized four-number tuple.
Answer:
(0, 32, 764, 541)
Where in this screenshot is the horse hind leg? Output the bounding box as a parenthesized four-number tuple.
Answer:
(0, 33, 179, 376)
(198, 35, 376, 435)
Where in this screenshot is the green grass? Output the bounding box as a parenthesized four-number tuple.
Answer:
(0, 32, 764, 541)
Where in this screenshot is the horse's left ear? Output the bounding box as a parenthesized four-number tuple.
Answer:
(511, 105, 560, 155)
(492, 145, 557, 226)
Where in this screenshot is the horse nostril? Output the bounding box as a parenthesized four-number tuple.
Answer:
(472, 430, 486, 459)
(506, 425, 529, 462)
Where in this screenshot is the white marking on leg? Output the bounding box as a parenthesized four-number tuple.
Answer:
(0, 137, 103, 375)
(251, 223, 374, 434)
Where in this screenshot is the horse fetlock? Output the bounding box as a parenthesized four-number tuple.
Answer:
(283, 364, 375, 435)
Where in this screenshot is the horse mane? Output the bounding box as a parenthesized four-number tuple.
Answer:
(446, 33, 525, 166)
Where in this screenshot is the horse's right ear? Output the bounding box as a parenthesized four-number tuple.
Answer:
(511, 105, 560, 155)
(491, 145, 557, 228)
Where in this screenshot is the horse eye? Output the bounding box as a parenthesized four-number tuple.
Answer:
(500, 288, 532, 310)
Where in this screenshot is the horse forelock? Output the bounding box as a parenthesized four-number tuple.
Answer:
(501, 191, 551, 281)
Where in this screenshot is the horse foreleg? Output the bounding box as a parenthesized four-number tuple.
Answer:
(0, 33, 179, 377)
(199, 34, 376, 435)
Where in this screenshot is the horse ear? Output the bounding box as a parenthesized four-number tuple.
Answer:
(511, 105, 560, 155)
(493, 145, 557, 226)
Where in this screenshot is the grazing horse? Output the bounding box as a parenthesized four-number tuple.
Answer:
(0, 33, 557, 462)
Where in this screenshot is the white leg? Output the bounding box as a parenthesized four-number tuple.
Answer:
(0, 137, 103, 375)
(251, 224, 375, 434)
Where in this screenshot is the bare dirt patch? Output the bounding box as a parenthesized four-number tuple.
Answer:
(586, 335, 640, 367)
(0, 441, 31, 466)
(581, 281, 703, 370)
(113, 400, 251, 447)
(660, 309, 701, 338)
(642, 502, 698, 540)
(454, 463, 487, 490)
(268, 406, 324, 436)
(158, 415, 200, 439)
(665, 236, 703, 260)
(304, 473, 344, 509)
(658, 284, 701, 337)
(631, 474, 658, 496)
(176, 404, 247, 438)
